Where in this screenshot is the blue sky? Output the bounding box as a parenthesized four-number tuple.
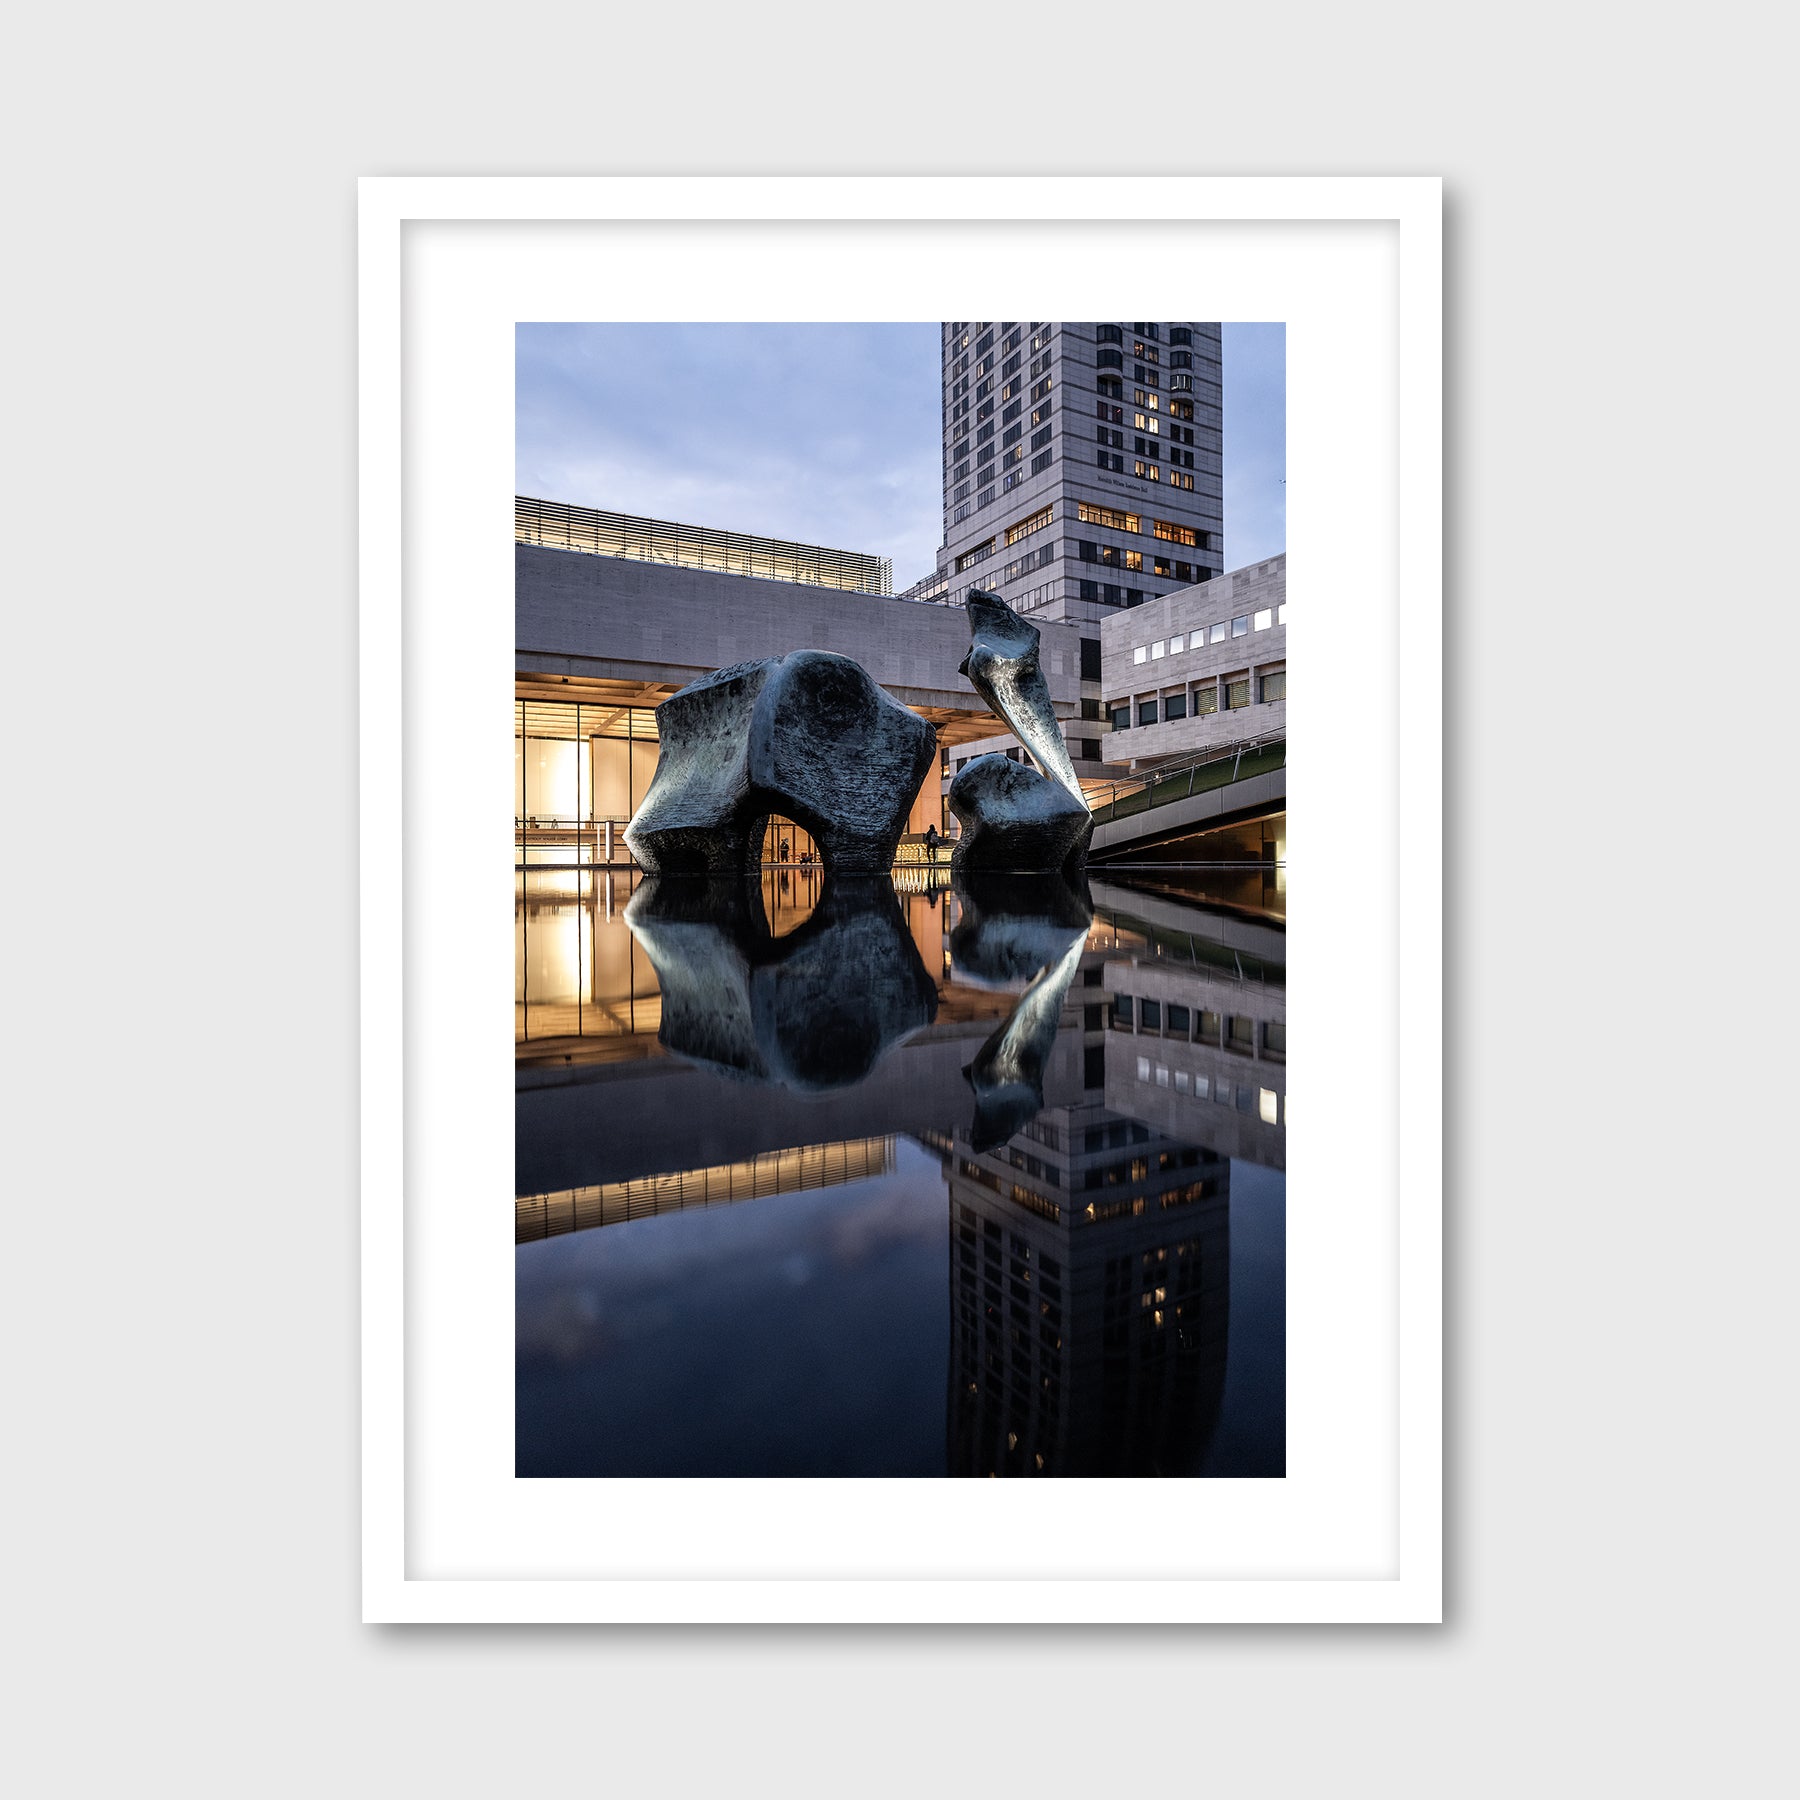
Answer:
(517, 323, 1285, 585)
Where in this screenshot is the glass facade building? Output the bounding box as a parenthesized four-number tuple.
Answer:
(517, 495, 892, 595)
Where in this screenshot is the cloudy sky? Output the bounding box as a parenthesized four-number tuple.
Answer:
(517, 322, 1285, 586)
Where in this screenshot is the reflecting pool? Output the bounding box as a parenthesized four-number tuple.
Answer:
(515, 865, 1285, 1478)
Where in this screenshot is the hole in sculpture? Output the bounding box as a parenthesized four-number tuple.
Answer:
(759, 813, 822, 936)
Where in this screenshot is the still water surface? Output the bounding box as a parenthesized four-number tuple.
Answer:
(515, 865, 1285, 1478)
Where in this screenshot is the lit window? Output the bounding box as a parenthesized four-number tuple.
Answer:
(1231, 615, 1249, 637)
(1133, 646, 1147, 665)
(1151, 640, 1165, 659)
(1254, 608, 1273, 630)
(1259, 1089, 1279, 1125)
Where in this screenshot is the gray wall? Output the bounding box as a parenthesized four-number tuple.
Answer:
(1100, 554, 1287, 763)
(517, 542, 1082, 719)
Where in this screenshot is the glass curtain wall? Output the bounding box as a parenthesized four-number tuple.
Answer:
(516, 699, 662, 1047)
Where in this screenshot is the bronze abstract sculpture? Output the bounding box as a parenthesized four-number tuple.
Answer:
(624, 650, 938, 876)
(949, 590, 1093, 874)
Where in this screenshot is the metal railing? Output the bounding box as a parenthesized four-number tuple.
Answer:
(1085, 733, 1285, 826)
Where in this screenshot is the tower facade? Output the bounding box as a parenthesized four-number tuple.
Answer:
(905, 321, 1225, 629)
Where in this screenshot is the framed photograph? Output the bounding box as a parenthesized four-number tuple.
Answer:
(360, 175, 1442, 1623)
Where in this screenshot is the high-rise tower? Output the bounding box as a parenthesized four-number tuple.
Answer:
(900, 322, 1225, 787)
(904, 321, 1224, 627)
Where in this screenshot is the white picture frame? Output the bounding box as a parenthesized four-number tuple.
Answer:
(360, 175, 1442, 1624)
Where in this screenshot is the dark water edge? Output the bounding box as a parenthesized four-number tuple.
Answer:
(515, 865, 1286, 1479)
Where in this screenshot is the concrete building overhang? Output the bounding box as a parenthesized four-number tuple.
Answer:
(516, 542, 1081, 747)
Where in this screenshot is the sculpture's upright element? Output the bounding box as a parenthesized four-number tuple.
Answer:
(960, 591, 1084, 800)
(625, 874, 937, 1090)
(624, 650, 938, 877)
(950, 589, 1093, 874)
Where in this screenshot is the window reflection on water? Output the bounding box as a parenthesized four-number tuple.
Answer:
(515, 864, 1286, 1477)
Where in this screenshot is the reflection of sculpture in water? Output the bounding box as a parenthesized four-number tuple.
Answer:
(950, 872, 1093, 1151)
(624, 873, 937, 1091)
(950, 591, 1092, 875)
(934, 869, 1231, 1475)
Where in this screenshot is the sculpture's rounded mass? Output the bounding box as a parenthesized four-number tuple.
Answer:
(624, 649, 937, 877)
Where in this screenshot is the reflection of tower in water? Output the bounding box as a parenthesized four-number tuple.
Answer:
(926, 1101, 1229, 1478)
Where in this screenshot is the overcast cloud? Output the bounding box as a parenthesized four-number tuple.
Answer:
(517, 322, 1285, 586)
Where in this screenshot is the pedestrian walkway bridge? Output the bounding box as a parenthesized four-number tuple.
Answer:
(1084, 734, 1285, 860)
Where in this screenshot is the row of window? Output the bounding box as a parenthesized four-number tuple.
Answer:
(1074, 578, 1210, 608)
(1112, 670, 1285, 730)
(1094, 323, 1196, 346)
(1115, 996, 1286, 1058)
(1076, 542, 1208, 585)
(1129, 606, 1284, 664)
(1133, 1058, 1285, 1124)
